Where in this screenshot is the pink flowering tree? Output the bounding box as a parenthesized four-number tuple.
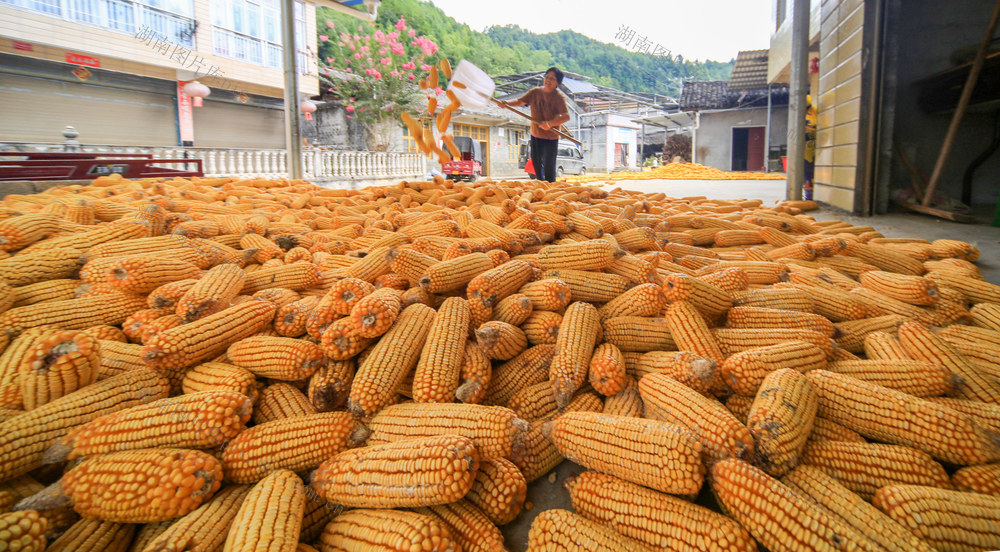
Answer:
(315, 16, 438, 151)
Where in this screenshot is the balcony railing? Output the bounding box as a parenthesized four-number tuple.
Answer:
(1, 0, 196, 47)
(0, 142, 426, 184)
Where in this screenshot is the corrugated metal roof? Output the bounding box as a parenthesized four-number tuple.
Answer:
(561, 77, 600, 94)
(727, 49, 770, 89)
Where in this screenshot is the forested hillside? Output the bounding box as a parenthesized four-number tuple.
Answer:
(318, 0, 733, 98)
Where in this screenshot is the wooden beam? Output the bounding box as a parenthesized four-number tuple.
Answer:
(893, 201, 976, 223)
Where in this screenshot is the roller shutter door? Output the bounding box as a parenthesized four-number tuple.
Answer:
(192, 100, 285, 149)
(0, 74, 176, 145)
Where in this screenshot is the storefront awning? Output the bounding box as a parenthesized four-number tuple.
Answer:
(632, 111, 696, 131)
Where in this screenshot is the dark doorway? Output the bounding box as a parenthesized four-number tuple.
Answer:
(732, 126, 767, 171)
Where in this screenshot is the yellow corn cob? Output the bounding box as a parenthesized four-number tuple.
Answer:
(481, 344, 554, 406)
(45, 389, 249, 464)
(46, 518, 134, 551)
(526, 508, 659, 552)
(222, 412, 362, 483)
(728, 306, 835, 338)
(240, 263, 321, 294)
(537, 240, 623, 272)
(0, 369, 169, 481)
(0, 510, 47, 551)
(20, 448, 223, 523)
(711, 457, 879, 552)
(0, 247, 79, 288)
(602, 375, 643, 417)
(348, 287, 402, 338)
(936, 325, 1000, 379)
(105, 255, 201, 294)
(143, 300, 276, 388)
(252, 287, 301, 310)
(844, 241, 925, 275)
(312, 434, 479, 508)
(539, 269, 630, 303)
(129, 520, 173, 551)
(17, 330, 99, 410)
(695, 260, 788, 285)
(490, 293, 533, 327)
(548, 301, 600, 408)
(951, 463, 1000, 496)
(731, 286, 814, 312)
(720, 341, 827, 396)
(773, 282, 868, 321)
(833, 314, 909, 353)
(10, 279, 78, 308)
(699, 267, 750, 295)
(466, 260, 534, 309)
(858, 270, 939, 306)
(808, 416, 866, 443)
(632, 350, 717, 394)
(319, 509, 456, 552)
(28, 219, 149, 254)
(565, 212, 605, 238)
(897, 321, 1000, 404)
(825, 359, 954, 397)
(516, 278, 570, 312)
(639, 372, 753, 461)
(304, 359, 352, 412)
(226, 336, 323, 381)
(454, 340, 490, 404)
(566, 470, 756, 551)
(596, 283, 665, 321)
(520, 310, 561, 346)
(587, 342, 626, 396)
(924, 397, 1000, 437)
(849, 287, 940, 326)
(0, 213, 62, 251)
(713, 327, 835, 358)
(464, 457, 526, 525)
(747, 368, 818, 477)
(319, 317, 374, 361)
(413, 500, 506, 552)
(141, 484, 251, 552)
(545, 411, 704, 495)
(602, 316, 676, 352)
(146, 278, 199, 310)
(0, 290, 145, 337)
(930, 238, 979, 260)
(174, 265, 246, 322)
(475, 321, 528, 361)
(366, 402, 525, 460)
(410, 297, 470, 403)
(122, 307, 166, 343)
(605, 256, 659, 287)
(873, 485, 1000, 552)
(238, 233, 282, 263)
(341, 246, 393, 283)
(386, 247, 437, 285)
(664, 301, 725, 364)
(418, 253, 493, 294)
(781, 465, 934, 552)
(251, 383, 316, 424)
(348, 303, 436, 417)
(223, 469, 304, 552)
(273, 295, 320, 338)
(863, 330, 911, 361)
(82, 324, 127, 343)
(809, 369, 1000, 465)
(970, 302, 1000, 331)
(507, 381, 566, 421)
(181, 361, 258, 402)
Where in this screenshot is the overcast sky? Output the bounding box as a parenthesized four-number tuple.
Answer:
(425, 0, 773, 63)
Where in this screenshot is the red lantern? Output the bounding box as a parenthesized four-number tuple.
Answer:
(183, 81, 211, 107)
(300, 100, 318, 121)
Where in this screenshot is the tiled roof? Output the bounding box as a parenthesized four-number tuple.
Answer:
(679, 80, 789, 110)
(728, 49, 771, 89)
(679, 81, 729, 110)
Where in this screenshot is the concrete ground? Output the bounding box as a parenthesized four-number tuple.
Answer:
(498, 177, 1000, 552)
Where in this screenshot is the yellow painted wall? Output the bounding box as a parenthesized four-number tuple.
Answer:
(767, 0, 822, 83)
(812, 0, 864, 211)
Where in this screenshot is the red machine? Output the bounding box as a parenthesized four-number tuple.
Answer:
(0, 152, 204, 181)
(441, 136, 483, 182)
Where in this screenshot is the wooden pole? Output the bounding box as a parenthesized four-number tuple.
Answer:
(920, 0, 1000, 207)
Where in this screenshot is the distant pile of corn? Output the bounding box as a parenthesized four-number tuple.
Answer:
(0, 173, 998, 551)
(563, 162, 788, 183)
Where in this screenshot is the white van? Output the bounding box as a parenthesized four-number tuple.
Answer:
(519, 140, 586, 177)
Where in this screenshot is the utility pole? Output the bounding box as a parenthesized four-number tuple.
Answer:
(786, 0, 810, 200)
(281, 0, 303, 180)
